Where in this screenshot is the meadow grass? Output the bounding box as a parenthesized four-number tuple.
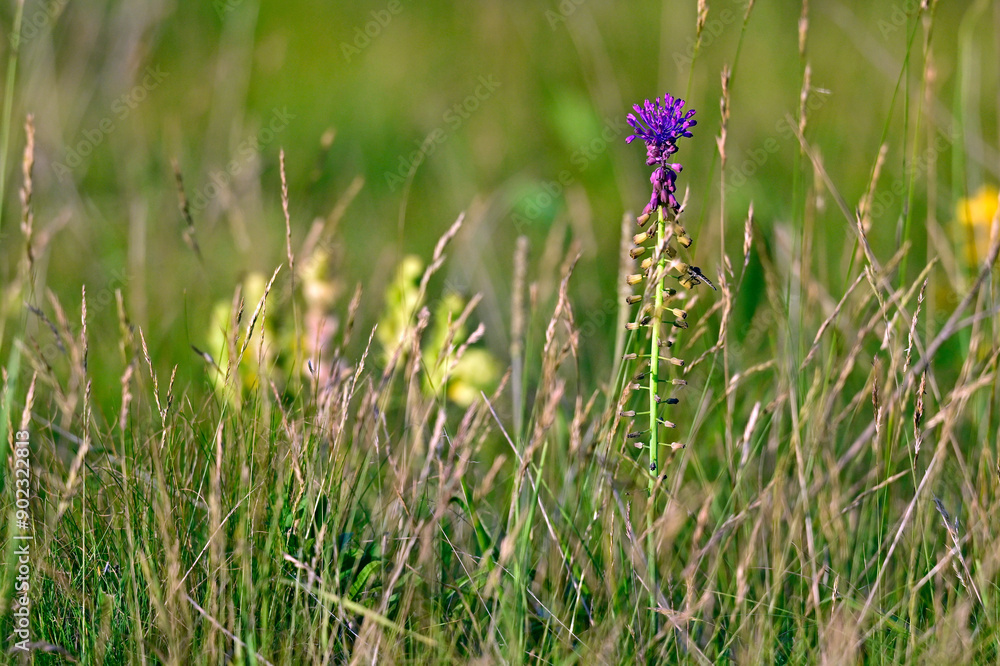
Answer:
(2, 1, 1000, 664)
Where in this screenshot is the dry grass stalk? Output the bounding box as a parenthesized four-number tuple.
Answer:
(55, 287, 90, 520)
(280, 149, 295, 290)
(836, 193, 1000, 474)
(236, 264, 281, 365)
(171, 160, 203, 261)
(914, 371, 926, 457)
(933, 498, 984, 607)
(20, 113, 34, 270)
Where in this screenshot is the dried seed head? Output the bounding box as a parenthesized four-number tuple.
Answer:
(743, 203, 754, 266)
(914, 371, 926, 457)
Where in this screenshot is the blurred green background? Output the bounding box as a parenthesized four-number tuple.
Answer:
(1, 0, 998, 409)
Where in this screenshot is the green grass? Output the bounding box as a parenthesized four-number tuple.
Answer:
(2, 1, 1000, 663)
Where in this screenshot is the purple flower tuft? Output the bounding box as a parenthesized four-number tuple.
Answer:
(626, 94, 696, 213)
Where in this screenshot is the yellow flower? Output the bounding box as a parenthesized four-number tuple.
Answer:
(299, 245, 343, 313)
(445, 348, 501, 407)
(956, 185, 999, 265)
(205, 272, 277, 406)
(376, 255, 425, 363)
(376, 255, 499, 407)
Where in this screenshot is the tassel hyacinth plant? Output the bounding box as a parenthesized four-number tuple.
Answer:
(619, 93, 713, 627)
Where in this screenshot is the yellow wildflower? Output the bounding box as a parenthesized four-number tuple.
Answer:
(205, 272, 277, 405)
(956, 185, 999, 265)
(376, 255, 499, 407)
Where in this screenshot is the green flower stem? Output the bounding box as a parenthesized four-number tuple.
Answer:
(646, 203, 667, 631)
